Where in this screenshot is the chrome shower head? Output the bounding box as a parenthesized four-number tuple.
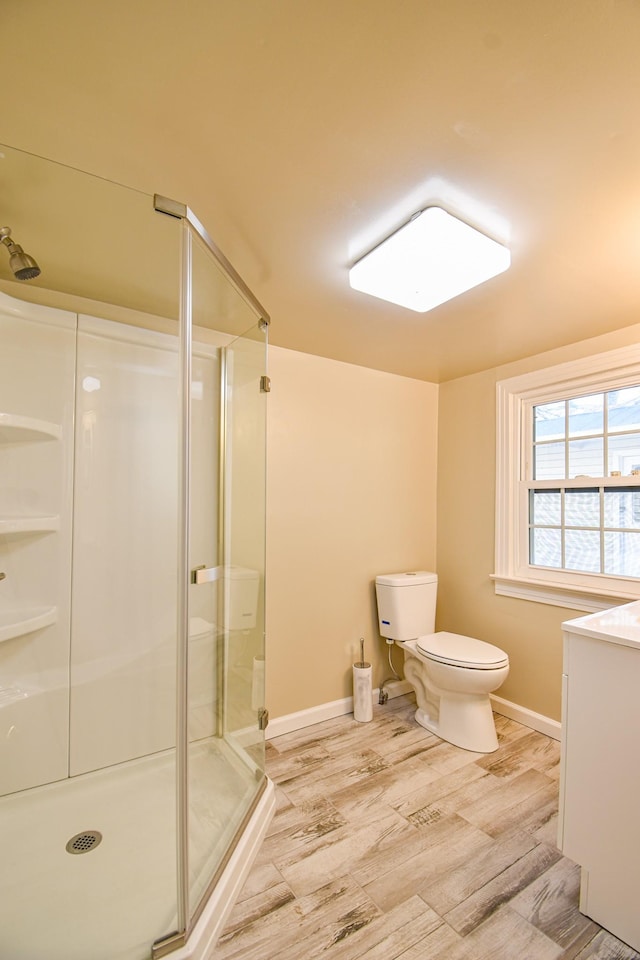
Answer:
(0, 226, 41, 281)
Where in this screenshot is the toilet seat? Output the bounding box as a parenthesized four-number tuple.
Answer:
(416, 631, 509, 670)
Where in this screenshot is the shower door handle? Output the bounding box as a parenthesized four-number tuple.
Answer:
(190, 564, 222, 585)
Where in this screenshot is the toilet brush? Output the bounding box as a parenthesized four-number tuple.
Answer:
(353, 637, 373, 723)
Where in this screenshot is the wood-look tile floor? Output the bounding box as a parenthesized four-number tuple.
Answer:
(217, 694, 640, 960)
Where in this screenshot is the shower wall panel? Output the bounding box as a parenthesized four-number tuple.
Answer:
(0, 295, 76, 796)
(69, 316, 180, 774)
(69, 315, 220, 775)
(0, 290, 221, 789)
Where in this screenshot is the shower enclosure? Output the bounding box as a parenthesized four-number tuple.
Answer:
(0, 144, 274, 959)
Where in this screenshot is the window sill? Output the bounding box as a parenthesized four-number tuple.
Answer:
(490, 574, 640, 614)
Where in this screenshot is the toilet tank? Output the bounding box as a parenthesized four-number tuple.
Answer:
(223, 566, 260, 631)
(375, 571, 437, 641)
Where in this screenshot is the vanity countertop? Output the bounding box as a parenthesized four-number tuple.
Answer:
(563, 599, 640, 649)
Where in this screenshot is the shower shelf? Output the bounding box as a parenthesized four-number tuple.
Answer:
(0, 516, 60, 537)
(0, 412, 61, 444)
(0, 607, 57, 644)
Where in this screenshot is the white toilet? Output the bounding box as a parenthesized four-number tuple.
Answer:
(375, 571, 509, 753)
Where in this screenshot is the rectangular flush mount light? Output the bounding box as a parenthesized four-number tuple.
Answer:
(349, 206, 510, 312)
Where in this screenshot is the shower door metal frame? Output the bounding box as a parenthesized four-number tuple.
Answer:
(151, 195, 270, 958)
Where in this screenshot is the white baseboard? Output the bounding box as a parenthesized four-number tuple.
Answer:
(490, 694, 561, 741)
(266, 681, 413, 740)
(267, 684, 561, 742)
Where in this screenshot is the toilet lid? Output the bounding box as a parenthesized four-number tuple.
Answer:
(416, 631, 509, 670)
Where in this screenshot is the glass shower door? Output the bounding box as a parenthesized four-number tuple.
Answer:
(0, 145, 186, 960)
(220, 331, 267, 765)
(184, 225, 268, 930)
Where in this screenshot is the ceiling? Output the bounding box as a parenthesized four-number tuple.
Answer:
(2, 0, 640, 382)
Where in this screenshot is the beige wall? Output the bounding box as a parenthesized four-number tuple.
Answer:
(266, 345, 438, 718)
(437, 321, 640, 723)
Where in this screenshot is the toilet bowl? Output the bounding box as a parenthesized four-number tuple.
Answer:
(375, 572, 509, 753)
(402, 633, 509, 752)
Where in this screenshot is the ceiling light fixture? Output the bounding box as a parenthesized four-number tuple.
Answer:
(349, 206, 510, 313)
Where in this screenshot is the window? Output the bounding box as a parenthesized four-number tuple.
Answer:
(494, 345, 640, 612)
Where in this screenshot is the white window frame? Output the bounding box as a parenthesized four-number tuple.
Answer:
(494, 343, 640, 613)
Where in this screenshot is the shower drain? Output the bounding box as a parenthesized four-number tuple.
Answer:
(65, 830, 103, 855)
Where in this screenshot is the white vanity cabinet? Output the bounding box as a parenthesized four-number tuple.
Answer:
(559, 602, 640, 953)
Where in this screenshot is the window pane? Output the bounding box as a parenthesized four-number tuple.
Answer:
(608, 387, 640, 434)
(565, 530, 601, 572)
(534, 442, 565, 479)
(530, 490, 561, 525)
(604, 488, 640, 530)
(530, 527, 561, 567)
(607, 432, 640, 476)
(568, 437, 603, 478)
(534, 401, 565, 442)
(565, 489, 599, 528)
(568, 393, 603, 437)
(604, 531, 640, 576)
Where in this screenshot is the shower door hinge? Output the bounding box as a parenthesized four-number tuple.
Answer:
(260, 375, 271, 393)
(258, 707, 269, 731)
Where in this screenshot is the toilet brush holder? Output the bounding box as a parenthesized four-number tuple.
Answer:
(353, 638, 373, 723)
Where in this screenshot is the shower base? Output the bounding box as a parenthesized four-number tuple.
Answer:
(0, 738, 272, 960)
